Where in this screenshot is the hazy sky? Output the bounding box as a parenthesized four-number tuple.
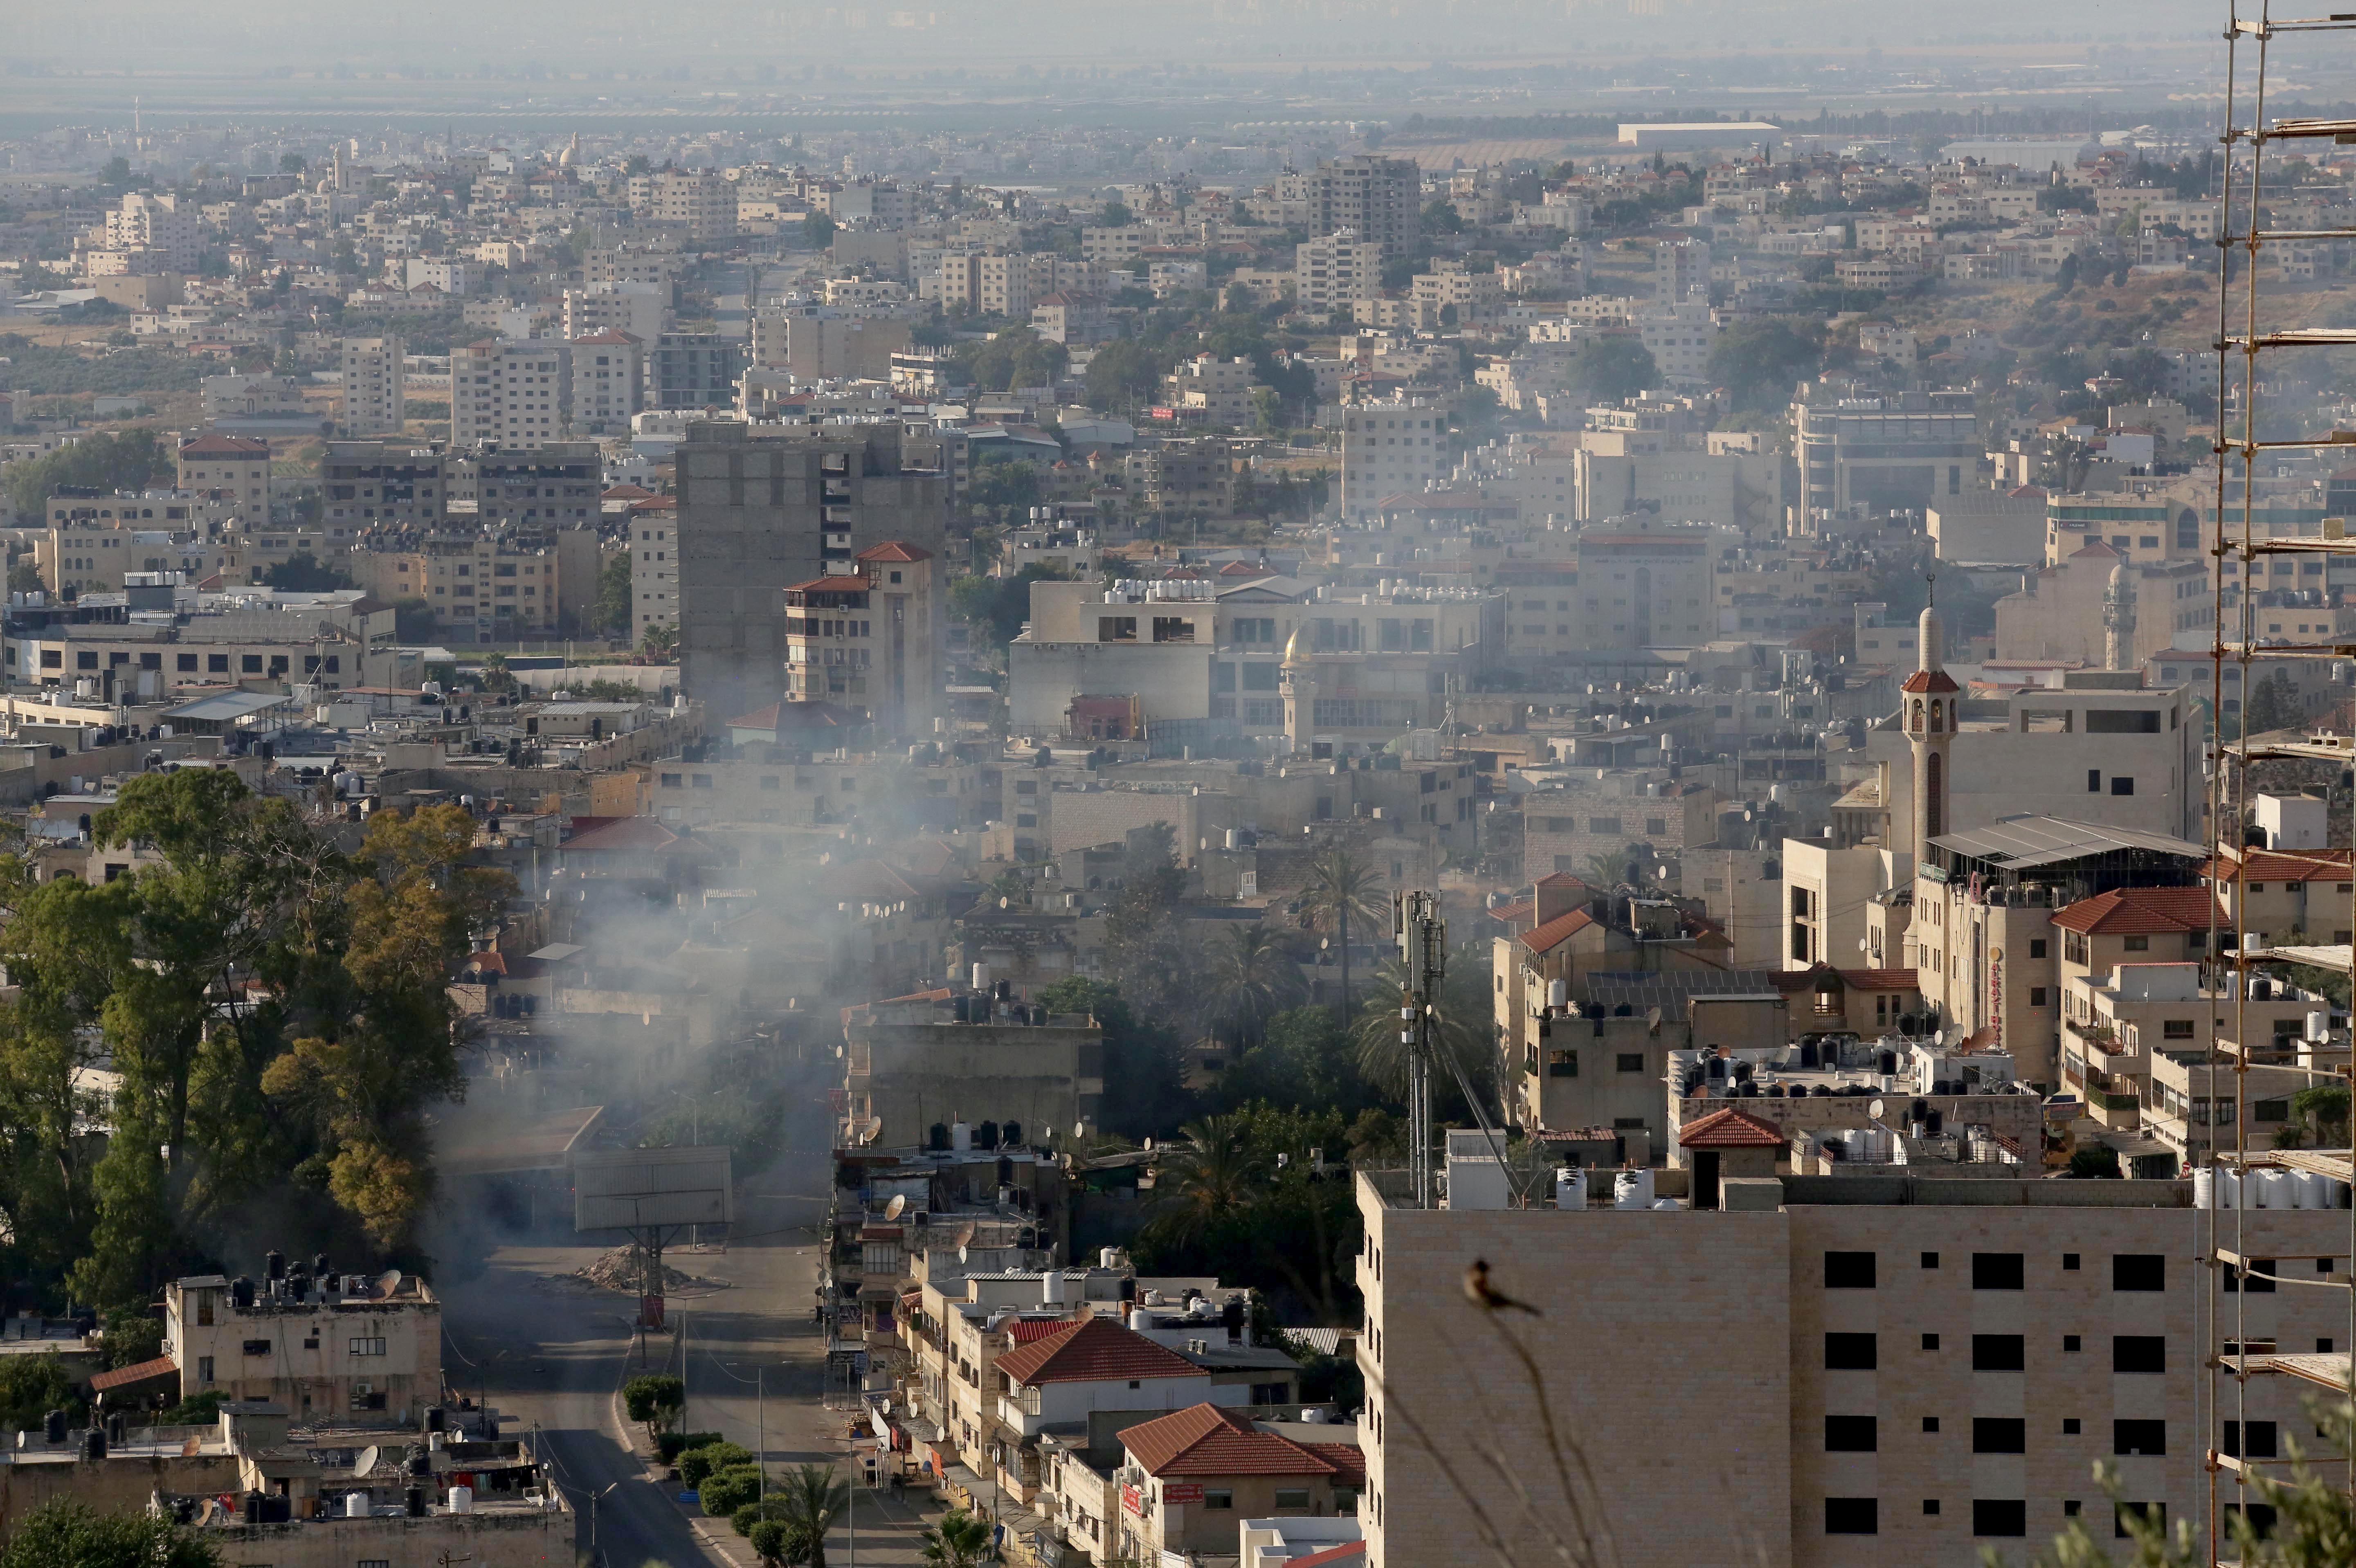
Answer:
(6, 0, 2231, 79)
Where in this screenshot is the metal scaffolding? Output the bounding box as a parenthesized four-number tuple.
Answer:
(2209, 6, 2356, 1559)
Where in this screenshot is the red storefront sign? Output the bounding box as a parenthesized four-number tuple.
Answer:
(1162, 1483, 1204, 1504)
(1122, 1483, 1143, 1516)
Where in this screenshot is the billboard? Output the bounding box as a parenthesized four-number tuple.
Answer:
(573, 1146, 734, 1233)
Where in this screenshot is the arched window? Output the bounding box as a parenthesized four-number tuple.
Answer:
(1911, 699, 1924, 734)
(1925, 752, 1943, 840)
(1930, 700, 1944, 734)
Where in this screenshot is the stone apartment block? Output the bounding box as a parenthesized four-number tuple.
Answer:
(782, 541, 942, 737)
(1357, 1171, 2356, 1568)
(452, 339, 569, 449)
(165, 1268, 440, 1424)
(676, 423, 949, 726)
(1293, 230, 1386, 311)
(176, 433, 272, 512)
(1339, 401, 1446, 517)
(337, 336, 405, 436)
(840, 991, 1104, 1149)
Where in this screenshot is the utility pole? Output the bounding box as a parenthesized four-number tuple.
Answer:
(1396, 890, 1446, 1210)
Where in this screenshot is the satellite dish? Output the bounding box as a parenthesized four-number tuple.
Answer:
(884, 1194, 907, 1220)
(1868, 1099, 1886, 1121)
(861, 1116, 884, 1145)
(1857, 939, 1868, 952)
(1645, 1007, 1663, 1032)
(955, 1220, 978, 1249)
(355, 1446, 380, 1479)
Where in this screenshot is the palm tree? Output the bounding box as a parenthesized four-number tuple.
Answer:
(1209, 923, 1306, 1049)
(922, 1508, 996, 1566)
(1352, 950, 1497, 1110)
(1301, 848, 1385, 1024)
(772, 1464, 849, 1568)
(1143, 1114, 1264, 1250)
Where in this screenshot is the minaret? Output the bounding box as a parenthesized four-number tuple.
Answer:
(2103, 560, 2137, 672)
(1281, 627, 1317, 751)
(1902, 598, 1959, 868)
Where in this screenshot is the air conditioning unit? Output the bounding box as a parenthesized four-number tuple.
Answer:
(353, 1382, 372, 1397)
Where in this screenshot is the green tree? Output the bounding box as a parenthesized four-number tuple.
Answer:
(2, 430, 172, 519)
(773, 1464, 849, 1568)
(749, 1519, 797, 1565)
(2244, 668, 2304, 737)
(947, 563, 1065, 660)
(1036, 975, 1189, 1143)
(1300, 849, 1385, 1023)
(596, 549, 633, 637)
(1141, 1114, 1264, 1252)
(1350, 948, 1498, 1121)
(802, 211, 837, 249)
(680, 1440, 753, 1487)
(624, 1373, 685, 1442)
(1083, 339, 1170, 412)
(1207, 923, 1306, 1050)
(1709, 319, 1827, 412)
(0, 1354, 78, 1428)
(260, 554, 354, 592)
(957, 328, 1068, 393)
(922, 1508, 996, 1566)
(701, 1463, 764, 1517)
(1098, 201, 1133, 227)
(1566, 338, 1659, 404)
(279, 153, 307, 175)
(0, 1501, 218, 1568)
(1422, 198, 1464, 234)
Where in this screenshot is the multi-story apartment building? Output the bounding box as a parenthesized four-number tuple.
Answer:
(748, 310, 913, 381)
(780, 541, 941, 737)
(1355, 1169, 2356, 1568)
(164, 1265, 440, 1424)
(584, 243, 686, 292)
(938, 252, 1034, 319)
(1792, 386, 1981, 527)
(175, 433, 272, 512)
(1340, 400, 1446, 517)
(101, 191, 201, 269)
(645, 331, 745, 412)
(641, 169, 737, 243)
(467, 443, 600, 530)
(351, 532, 584, 643)
(1297, 155, 1420, 259)
(1569, 519, 1715, 648)
(676, 423, 950, 723)
(1637, 300, 1722, 386)
(570, 330, 645, 435)
(452, 339, 571, 449)
(338, 335, 405, 436)
(1294, 229, 1386, 312)
(319, 440, 447, 530)
(1159, 356, 1259, 427)
(560, 281, 669, 344)
(627, 501, 677, 640)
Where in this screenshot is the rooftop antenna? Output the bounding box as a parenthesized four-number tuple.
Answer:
(1925, 571, 1935, 608)
(1395, 890, 1446, 1209)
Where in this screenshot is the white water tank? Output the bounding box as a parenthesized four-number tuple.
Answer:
(344, 1492, 367, 1518)
(2193, 1168, 2214, 1210)
(1128, 1307, 1151, 1332)
(447, 1486, 473, 1515)
(971, 963, 990, 993)
(1613, 1169, 1654, 1209)
(1555, 1167, 1587, 1209)
(2255, 1169, 2289, 1209)
(951, 1121, 972, 1152)
(1547, 978, 1568, 1011)
(1042, 1270, 1064, 1306)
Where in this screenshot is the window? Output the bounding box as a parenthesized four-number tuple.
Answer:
(1588, 816, 1622, 836)
(1923, 1500, 1942, 1516)
(1922, 1416, 1940, 1433)
(1921, 1251, 1940, 1269)
(2114, 1420, 2165, 1456)
(1974, 1501, 2028, 1537)
(196, 1356, 214, 1384)
(1272, 1488, 1309, 1510)
(2088, 769, 2102, 793)
(1615, 1053, 1645, 1073)
(1973, 1253, 2025, 1290)
(2063, 1335, 2082, 1353)
(177, 653, 197, 672)
(2110, 776, 2135, 796)
(2063, 1253, 2080, 1271)
(1823, 1498, 1877, 1535)
(2063, 1418, 2081, 1435)
(2227, 1503, 2280, 1540)
(1825, 1252, 1876, 1289)
(1973, 1335, 2026, 1371)
(1824, 1333, 1877, 1370)
(2113, 1336, 2166, 1374)
(2222, 1420, 2278, 1458)
(2113, 1255, 2166, 1292)
(1203, 1489, 1234, 1511)
(360, 1560, 391, 1568)
(659, 773, 683, 788)
(1973, 1418, 2026, 1454)
(1825, 1415, 1877, 1451)
(242, 1339, 271, 1356)
(348, 1337, 387, 1357)
(2115, 1504, 2163, 1540)
(2162, 1019, 2195, 1040)
(2029, 939, 2047, 959)
(2123, 935, 2149, 952)
(1921, 1332, 1940, 1351)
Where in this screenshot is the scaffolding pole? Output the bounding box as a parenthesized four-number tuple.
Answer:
(2210, 8, 2356, 1560)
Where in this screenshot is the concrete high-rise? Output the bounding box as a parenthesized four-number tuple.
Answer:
(339, 336, 406, 436)
(675, 423, 949, 725)
(1302, 155, 1421, 261)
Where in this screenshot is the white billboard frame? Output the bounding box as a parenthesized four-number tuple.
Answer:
(572, 1146, 735, 1233)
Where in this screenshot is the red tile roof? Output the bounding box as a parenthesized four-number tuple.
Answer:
(1678, 1107, 1789, 1150)
(2205, 849, 2353, 883)
(178, 434, 270, 457)
(1120, 1402, 1346, 1478)
(994, 1316, 1205, 1388)
(90, 1355, 177, 1393)
(1289, 1543, 1368, 1567)
(1486, 900, 1535, 926)
(1533, 872, 1591, 890)
(1519, 908, 1596, 956)
(857, 541, 933, 563)
(562, 816, 692, 854)
(2050, 886, 2222, 936)
(1900, 669, 1959, 693)
(1006, 1316, 1078, 1345)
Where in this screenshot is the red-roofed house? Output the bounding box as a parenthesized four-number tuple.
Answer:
(782, 543, 940, 737)
(996, 1317, 1213, 1442)
(1110, 1403, 1365, 1564)
(2200, 845, 2356, 951)
(1679, 1107, 1788, 1206)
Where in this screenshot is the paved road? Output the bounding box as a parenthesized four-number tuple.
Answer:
(438, 1146, 948, 1567)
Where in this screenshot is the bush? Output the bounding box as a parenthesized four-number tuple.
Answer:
(159, 1390, 230, 1425)
(731, 1496, 792, 1536)
(623, 1375, 684, 1442)
(657, 1429, 724, 1465)
(700, 1462, 763, 1518)
(679, 1440, 752, 1488)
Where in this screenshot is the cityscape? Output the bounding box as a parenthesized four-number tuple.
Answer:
(0, 3, 2354, 1566)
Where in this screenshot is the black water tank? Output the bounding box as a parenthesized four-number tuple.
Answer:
(231, 1277, 255, 1311)
(927, 1122, 950, 1152)
(406, 1447, 431, 1478)
(82, 1429, 106, 1461)
(1925, 1109, 1945, 1135)
(243, 1492, 265, 1525)
(405, 1487, 426, 1518)
(313, 1254, 331, 1277)
(43, 1409, 66, 1444)
(1003, 1120, 1023, 1147)
(106, 1413, 125, 1444)
(976, 1120, 1001, 1151)
(424, 1407, 446, 1433)
(265, 1250, 285, 1281)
